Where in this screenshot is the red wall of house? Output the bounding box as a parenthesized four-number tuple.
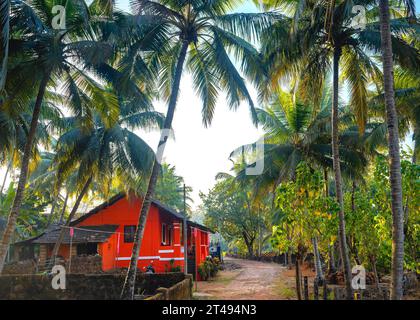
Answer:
(76, 196, 184, 273)
(47, 244, 70, 260)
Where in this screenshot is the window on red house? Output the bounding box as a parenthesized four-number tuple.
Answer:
(161, 223, 172, 246)
(124, 225, 136, 243)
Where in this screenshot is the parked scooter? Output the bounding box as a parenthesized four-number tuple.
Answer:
(145, 261, 155, 274)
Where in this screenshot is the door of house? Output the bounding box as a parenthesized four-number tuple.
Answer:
(76, 243, 98, 255)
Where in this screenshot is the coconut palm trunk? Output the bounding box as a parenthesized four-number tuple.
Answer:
(0, 0, 10, 90)
(331, 47, 353, 299)
(49, 176, 92, 267)
(46, 200, 57, 228)
(120, 40, 189, 300)
(412, 127, 418, 164)
(378, 0, 405, 300)
(58, 192, 69, 225)
(0, 72, 50, 273)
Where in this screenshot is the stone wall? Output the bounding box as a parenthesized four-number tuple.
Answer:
(2, 255, 103, 275)
(0, 272, 189, 300)
(331, 284, 390, 300)
(65, 255, 102, 274)
(2, 260, 37, 275)
(147, 275, 193, 300)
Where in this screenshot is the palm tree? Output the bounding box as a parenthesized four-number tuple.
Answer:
(120, 0, 277, 299)
(48, 94, 162, 265)
(377, 0, 416, 299)
(0, 0, 126, 272)
(261, 0, 419, 298)
(152, 163, 193, 213)
(0, 0, 9, 90)
(231, 87, 369, 282)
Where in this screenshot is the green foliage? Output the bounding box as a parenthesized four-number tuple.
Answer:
(200, 176, 269, 257)
(271, 162, 339, 257)
(0, 184, 49, 239)
(167, 258, 182, 272)
(198, 256, 220, 281)
(153, 164, 193, 214)
(345, 153, 419, 273)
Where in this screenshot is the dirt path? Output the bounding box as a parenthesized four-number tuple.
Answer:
(194, 257, 298, 300)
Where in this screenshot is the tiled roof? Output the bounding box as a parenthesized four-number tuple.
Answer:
(32, 225, 119, 244)
(71, 193, 213, 233)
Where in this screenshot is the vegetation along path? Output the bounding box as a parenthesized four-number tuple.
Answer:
(194, 257, 298, 300)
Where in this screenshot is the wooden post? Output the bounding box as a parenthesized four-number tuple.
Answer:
(295, 257, 302, 300)
(39, 244, 47, 266)
(304, 276, 309, 300)
(314, 279, 319, 300)
(183, 184, 188, 275)
(323, 280, 328, 300)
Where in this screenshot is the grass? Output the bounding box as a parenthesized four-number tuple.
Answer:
(279, 286, 296, 299)
(274, 275, 297, 299)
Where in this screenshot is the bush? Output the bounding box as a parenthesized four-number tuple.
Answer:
(198, 256, 220, 280)
(197, 264, 209, 280)
(167, 259, 182, 272)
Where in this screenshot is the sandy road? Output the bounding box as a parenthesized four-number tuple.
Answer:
(194, 257, 296, 300)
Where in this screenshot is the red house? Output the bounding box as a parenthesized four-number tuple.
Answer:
(17, 193, 212, 278)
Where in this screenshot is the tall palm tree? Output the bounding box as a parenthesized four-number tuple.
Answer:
(261, 0, 419, 298)
(0, 0, 127, 272)
(231, 87, 369, 281)
(48, 96, 162, 264)
(0, 0, 9, 91)
(377, 0, 416, 300)
(120, 0, 277, 299)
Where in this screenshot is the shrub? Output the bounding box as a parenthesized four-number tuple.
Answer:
(168, 259, 182, 272)
(198, 264, 209, 280)
(198, 256, 220, 280)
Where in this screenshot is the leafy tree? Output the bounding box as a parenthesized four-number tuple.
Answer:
(0, 183, 49, 240)
(201, 177, 265, 257)
(271, 162, 339, 299)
